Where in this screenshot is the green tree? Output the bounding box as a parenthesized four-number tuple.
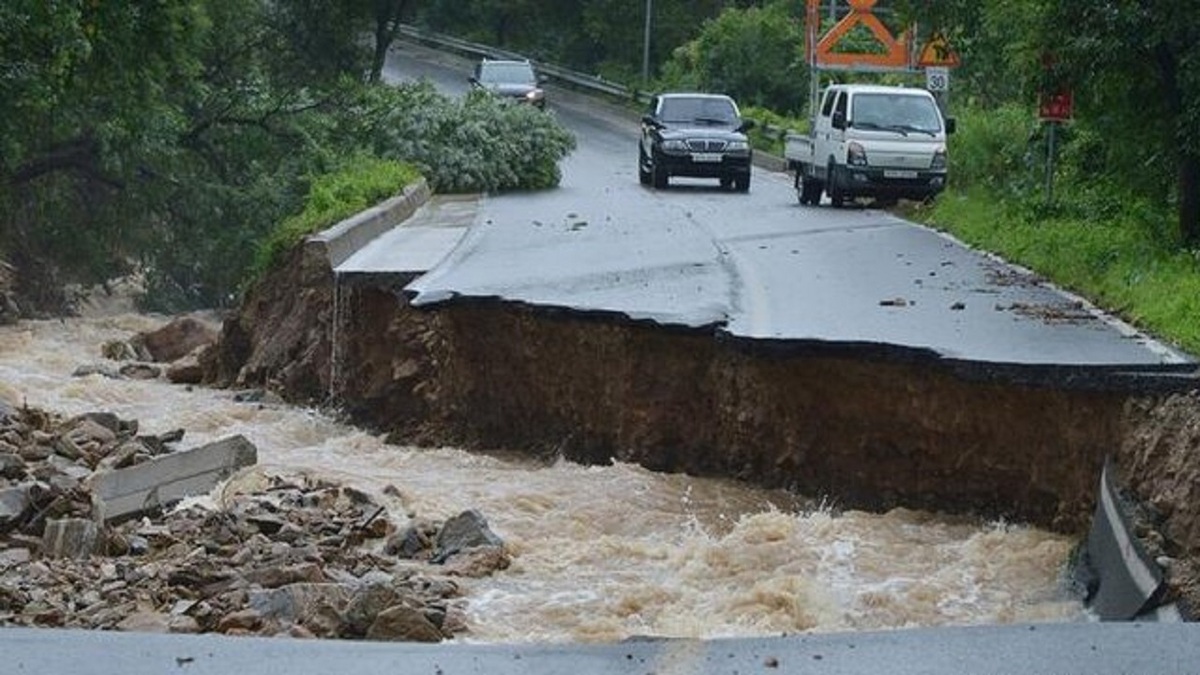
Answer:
(1041, 1, 1200, 247)
(900, 0, 1199, 247)
(1, 0, 579, 313)
(0, 0, 207, 308)
(660, 2, 807, 113)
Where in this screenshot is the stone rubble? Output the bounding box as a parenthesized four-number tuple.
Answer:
(0, 403, 510, 641)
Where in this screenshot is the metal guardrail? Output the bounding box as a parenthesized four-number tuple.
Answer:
(395, 25, 641, 103)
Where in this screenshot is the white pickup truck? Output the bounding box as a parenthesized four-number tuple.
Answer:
(785, 84, 955, 207)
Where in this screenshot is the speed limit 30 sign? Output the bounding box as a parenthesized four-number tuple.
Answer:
(926, 67, 949, 92)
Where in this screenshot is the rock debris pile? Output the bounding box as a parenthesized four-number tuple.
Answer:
(0, 403, 509, 641)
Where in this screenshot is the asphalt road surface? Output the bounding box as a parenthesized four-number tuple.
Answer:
(352, 42, 1193, 370)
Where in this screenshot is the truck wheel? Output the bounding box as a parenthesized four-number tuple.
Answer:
(827, 161, 846, 208)
(800, 177, 822, 205)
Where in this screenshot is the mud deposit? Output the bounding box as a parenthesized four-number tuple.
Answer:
(204, 242, 1200, 616)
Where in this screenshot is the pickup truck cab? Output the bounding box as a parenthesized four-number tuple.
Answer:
(785, 84, 955, 207)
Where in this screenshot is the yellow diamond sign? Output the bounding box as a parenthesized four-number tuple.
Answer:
(918, 32, 960, 68)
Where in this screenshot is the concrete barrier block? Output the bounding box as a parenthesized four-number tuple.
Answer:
(89, 435, 257, 523)
(309, 180, 432, 268)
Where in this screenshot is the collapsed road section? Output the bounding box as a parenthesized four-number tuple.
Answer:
(200, 178, 1200, 619)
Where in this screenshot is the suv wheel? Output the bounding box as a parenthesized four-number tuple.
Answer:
(734, 175, 750, 193)
(652, 159, 669, 189)
(638, 149, 652, 186)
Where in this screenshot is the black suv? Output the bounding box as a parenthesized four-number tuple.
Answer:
(469, 59, 546, 109)
(638, 93, 755, 192)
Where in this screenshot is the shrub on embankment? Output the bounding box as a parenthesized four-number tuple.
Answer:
(903, 102, 1200, 356)
(343, 84, 577, 194)
(249, 157, 422, 284)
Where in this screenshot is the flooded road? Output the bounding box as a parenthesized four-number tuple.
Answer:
(0, 307, 1088, 643)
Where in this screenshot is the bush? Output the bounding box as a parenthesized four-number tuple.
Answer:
(343, 82, 576, 194)
(946, 102, 1041, 198)
(741, 105, 807, 156)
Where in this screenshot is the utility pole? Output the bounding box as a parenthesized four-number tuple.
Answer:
(642, 0, 652, 83)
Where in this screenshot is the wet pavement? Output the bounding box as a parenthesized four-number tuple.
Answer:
(335, 44, 1197, 373)
(341, 82, 1193, 369)
(9, 622, 1200, 675)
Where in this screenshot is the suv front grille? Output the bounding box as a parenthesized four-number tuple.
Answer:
(686, 139, 728, 152)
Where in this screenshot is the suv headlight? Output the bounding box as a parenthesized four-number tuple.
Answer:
(847, 141, 868, 167)
(662, 139, 688, 152)
(931, 148, 947, 170)
(525, 89, 545, 103)
(727, 140, 749, 152)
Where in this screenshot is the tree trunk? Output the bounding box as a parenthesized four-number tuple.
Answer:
(370, 21, 389, 83)
(369, 0, 409, 84)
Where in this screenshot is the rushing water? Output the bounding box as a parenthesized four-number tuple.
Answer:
(0, 304, 1088, 643)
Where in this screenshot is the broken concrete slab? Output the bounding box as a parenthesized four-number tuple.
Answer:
(1083, 460, 1166, 619)
(42, 518, 100, 559)
(88, 435, 257, 523)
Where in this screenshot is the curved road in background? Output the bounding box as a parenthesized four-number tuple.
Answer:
(352, 42, 1193, 374)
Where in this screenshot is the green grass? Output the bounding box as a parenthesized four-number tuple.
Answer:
(908, 187, 1200, 356)
(250, 157, 422, 282)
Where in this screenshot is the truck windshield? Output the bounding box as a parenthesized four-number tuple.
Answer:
(659, 97, 738, 125)
(852, 94, 942, 135)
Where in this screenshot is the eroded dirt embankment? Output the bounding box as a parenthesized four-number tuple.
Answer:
(202, 243, 1200, 613)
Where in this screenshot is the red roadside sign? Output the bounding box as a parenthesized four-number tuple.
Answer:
(1039, 90, 1074, 122)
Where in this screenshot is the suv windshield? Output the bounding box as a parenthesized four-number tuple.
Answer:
(478, 62, 537, 86)
(852, 93, 942, 134)
(658, 97, 738, 125)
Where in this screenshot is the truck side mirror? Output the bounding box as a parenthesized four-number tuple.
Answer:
(945, 117, 957, 134)
(832, 111, 847, 130)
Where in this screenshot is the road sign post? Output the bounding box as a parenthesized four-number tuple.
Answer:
(1037, 55, 1073, 203)
(925, 66, 949, 92)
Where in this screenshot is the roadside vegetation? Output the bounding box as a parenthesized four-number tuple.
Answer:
(249, 156, 421, 284)
(3, 1, 1198, 355)
(0, 1, 574, 314)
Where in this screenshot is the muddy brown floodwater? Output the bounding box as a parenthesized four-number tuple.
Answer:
(0, 303, 1090, 643)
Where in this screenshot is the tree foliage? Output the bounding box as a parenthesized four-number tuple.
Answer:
(659, 2, 806, 113)
(899, 0, 1200, 246)
(0, 0, 577, 314)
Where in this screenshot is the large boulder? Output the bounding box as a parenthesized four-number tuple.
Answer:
(133, 315, 219, 363)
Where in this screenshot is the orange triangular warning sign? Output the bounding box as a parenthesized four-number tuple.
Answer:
(918, 32, 960, 67)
